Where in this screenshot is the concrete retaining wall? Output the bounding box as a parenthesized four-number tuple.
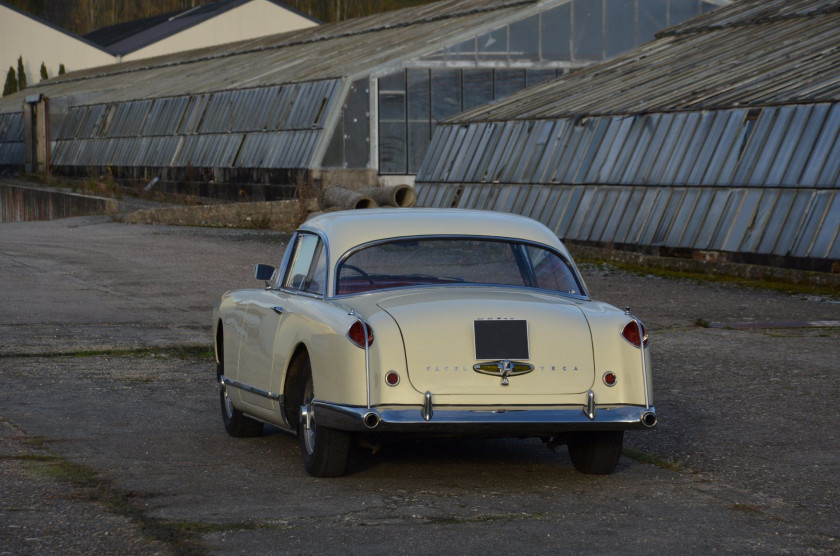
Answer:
(121, 198, 319, 232)
(0, 182, 118, 223)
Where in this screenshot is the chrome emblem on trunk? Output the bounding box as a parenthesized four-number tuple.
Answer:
(473, 359, 534, 386)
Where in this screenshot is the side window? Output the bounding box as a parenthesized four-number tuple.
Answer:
(527, 246, 581, 296)
(304, 245, 326, 295)
(283, 234, 326, 295)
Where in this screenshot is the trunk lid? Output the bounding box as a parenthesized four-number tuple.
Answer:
(377, 288, 595, 397)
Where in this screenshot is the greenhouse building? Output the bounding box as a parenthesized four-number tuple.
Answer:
(0, 0, 726, 199)
(416, 0, 840, 270)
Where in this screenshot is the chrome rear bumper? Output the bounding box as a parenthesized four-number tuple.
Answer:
(312, 401, 657, 435)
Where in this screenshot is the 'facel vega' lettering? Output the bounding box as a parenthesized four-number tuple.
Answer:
(424, 364, 580, 371)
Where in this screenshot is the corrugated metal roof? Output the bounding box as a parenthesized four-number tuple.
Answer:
(0, 1, 533, 112)
(449, 1, 840, 122)
(663, 0, 840, 35)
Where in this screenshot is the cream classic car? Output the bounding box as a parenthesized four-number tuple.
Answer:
(213, 208, 656, 477)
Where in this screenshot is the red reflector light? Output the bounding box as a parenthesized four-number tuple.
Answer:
(385, 371, 400, 386)
(603, 372, 617, 386)
(622, 321, 648, 348)
(347, 320, 374, 348)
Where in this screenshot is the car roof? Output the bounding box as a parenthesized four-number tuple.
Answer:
(300, 208, 572, 259)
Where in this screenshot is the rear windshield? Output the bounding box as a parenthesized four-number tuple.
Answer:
(336, 238, 583, 297)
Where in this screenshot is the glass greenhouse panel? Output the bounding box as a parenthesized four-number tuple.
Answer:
(509, 15, 539, 61)
(463, 69, 493, 111)
(494, 70, 525, 100)
(638, 0, 667, 43)
(665, 188, 698, 246)
(431, 69, 461, 121)
(781, 104, 829, 186)
(791, 193, 831, 257)
(477, 27, 507, 56)
(541, 4, 571, 60)
(573, 0, 604, 61)
(741, 190, 779, 253)
(678, 189, 714, 248)
(800, 104, 840, 185)
(605, 0, 635, 57)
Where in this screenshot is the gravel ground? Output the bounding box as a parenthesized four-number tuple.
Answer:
(0, 216, 838, 554)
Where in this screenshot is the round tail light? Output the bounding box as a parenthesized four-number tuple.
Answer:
(603, 371, 617, 386)
(385, 371, 400, 386)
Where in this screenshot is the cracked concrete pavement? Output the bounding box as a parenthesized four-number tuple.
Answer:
(1, 215, 838, 554)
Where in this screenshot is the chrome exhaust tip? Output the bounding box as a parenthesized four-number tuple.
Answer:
(641, 411, 658, 428)
(363, 411, 381, 429)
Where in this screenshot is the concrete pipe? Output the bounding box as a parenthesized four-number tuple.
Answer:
(321, 186, 377, 210)
(362, 184, 417, 207)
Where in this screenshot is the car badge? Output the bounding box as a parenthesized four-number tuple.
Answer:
(473, 359, 534, 386)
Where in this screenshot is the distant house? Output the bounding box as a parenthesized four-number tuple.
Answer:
(84, 0, 319, 62)
(0, 0, 114, 85)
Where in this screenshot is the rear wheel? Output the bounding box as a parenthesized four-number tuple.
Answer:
(299, 364, 351, 477)
(567, 431, 624, 475)
(218, 361, 263, 438)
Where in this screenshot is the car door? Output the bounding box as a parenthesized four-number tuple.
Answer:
(236, 233, 326, 411)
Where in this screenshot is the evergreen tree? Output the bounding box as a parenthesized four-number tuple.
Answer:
(59, 64, 66, 75)
(17, 56, 26, 90)
(3, 67, 17, 97)
(40, 62, 48, 81)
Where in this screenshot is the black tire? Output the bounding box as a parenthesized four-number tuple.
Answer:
(567, 431, 624, 475)
(218, 362, 263, 438)
(299, 364, 351, 478)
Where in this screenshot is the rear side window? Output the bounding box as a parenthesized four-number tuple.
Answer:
(283, 234, 326, 295)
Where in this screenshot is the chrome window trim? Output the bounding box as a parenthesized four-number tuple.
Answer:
(275, 230, 331, 300)
(329, 234, 589, 300)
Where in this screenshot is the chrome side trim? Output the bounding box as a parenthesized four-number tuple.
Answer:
(312, 401, 657, 434)
(220, 376, 283, 402)
(635, 318, 651, 410)
(347, 308, 372, 410)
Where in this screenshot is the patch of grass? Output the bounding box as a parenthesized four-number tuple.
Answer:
(694, 318, 710, 328)
(615, 263, 840, 299)
(729, 503, 762, 514)
(11, 444, 207, 554)
(172, 521, 272, 533)
(578, 257, 840, 300)
(25, 435, 50, 448)
(623, 448, 685, 472)
(1, 345, 214, 360)
(24, 457, 101, 488)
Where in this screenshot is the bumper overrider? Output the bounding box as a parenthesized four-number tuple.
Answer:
(312, 400, 658, 435)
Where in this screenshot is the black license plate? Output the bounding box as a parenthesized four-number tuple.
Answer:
(474, 320, 529, 360)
